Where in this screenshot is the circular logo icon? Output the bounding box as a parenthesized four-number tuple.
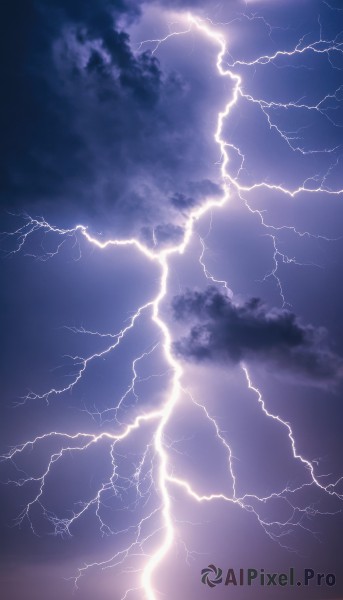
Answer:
(201, 564, 223, 588)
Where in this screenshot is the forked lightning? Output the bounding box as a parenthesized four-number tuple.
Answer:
(2, 13, 343, 600)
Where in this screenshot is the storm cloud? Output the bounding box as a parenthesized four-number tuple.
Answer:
(2, 1, 159, 215)
(172, 287, 343, 382)
(1, 0, 222, 236)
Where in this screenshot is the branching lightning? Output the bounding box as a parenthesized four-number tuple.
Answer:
(2, 11, 343, 600)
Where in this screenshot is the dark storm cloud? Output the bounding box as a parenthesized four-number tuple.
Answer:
(1, 0, 218, 234)
(187, 179, 222, 198)
(172, 287, 343, 382)
(170, 193, 196, 210)
(156, 0, 240, 9)
(170, 179, 222, 211)
(1, 1, 158, 216)
(141, 222, 184, 246)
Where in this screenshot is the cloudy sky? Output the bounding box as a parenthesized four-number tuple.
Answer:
(1, 1, 343, 599)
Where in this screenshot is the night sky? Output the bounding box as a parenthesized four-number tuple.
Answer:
(1, 1, 343, 599)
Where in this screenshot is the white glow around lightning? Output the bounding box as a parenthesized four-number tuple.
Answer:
(2, 12, 343, 600)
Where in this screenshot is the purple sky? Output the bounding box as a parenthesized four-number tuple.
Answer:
(1, 1, 343, 599)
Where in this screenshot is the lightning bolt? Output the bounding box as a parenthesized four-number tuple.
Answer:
(2, 11, 343, 600)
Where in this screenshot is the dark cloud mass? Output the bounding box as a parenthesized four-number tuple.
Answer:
(170, 192, 197, 211)
(1, 0, 222, 235)
(169, 179, 221, 211)
(1, 1, 156, 216)
(172, 287, 343, 382)
(141, 222, 184, 246)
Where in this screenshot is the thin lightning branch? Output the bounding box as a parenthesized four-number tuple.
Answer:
(241, 88, 343, 154)
(239, 190, 337, 305)
(2, 12, 343, 600)
(227, 34, 343, 69)
(18, 299, 154, 406)
(241, 365, 343, 502)
(184, 387, 237, 498)
(216, 11, 291, 40)
(83, 343, 161, 425)
(323, 1, 343, 12)
(136, 21, 192, 55)
(198, 236, 233, 297)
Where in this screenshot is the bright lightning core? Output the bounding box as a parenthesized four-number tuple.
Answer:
(2, 12, 343, 600)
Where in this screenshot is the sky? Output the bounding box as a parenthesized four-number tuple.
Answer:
(1, 1, 343, 599)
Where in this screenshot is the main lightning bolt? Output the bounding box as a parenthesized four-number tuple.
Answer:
(2, 12, 343, 600)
